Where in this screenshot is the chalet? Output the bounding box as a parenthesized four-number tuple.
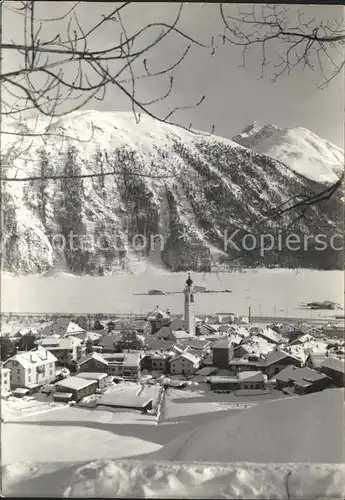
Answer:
(3, 348, 57, 389)
(264, 349, 302, 379)
(77, 352, 109, 373)
(276, 365, 332, 394)
(170, 352, 200, 375)
(55, 376, 98, 402)
(238, 371, 266, 390)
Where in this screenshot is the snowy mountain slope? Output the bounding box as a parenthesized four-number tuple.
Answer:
(232, 122, 344, 184)
(1, 111, 343, 275)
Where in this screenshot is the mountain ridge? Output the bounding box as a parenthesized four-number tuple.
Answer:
(1, 111, 343, 275)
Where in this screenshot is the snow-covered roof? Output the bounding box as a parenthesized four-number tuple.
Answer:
(4, 348, 57, 369)
(56, 376, 98, 391)
(171, 351, 200, 365)
(238, 371, 265, 382)
(76, 372, 107, 381)
(64, 321, 86, 335)
(38, 336, 83, 349)
(78, 352, 108, 366)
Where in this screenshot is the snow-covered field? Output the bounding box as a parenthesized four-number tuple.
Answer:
(2, 394, 162, 468)
(1, 269, 343, 317)
(162, 388, 256, 419)
(2, 423, 162, 465)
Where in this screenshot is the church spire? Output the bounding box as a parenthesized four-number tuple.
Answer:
(186, 272, 193, 287)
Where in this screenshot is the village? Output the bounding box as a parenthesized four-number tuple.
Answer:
(1, 273, 344, 427)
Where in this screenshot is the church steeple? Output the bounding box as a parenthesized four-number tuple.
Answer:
(184, 272, 195, 336)
(186, 272, 193, 288)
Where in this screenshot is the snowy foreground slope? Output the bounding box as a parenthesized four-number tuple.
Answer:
(3, 461, 344, 498)
(232, 122, 344, 184)
(1, 111, 343, 275)
(2, 390, 344, 498)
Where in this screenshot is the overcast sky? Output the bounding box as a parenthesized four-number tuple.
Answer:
(3, 2, 344, 147)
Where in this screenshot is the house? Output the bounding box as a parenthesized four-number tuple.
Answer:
(104, 353, 126, 377)
(36, 318, 80, 338)
(306, 353, 328, 370)
(55, 376, 98, 402)
(122, 353, 141, 379)
(212, 339, 233, 369)
(170, 352, 200, 375)
(154, 326, 174, 341)
(63, 321, 87, 338)
(288, 333, 315, 346)
(76, 372, 108, 390)
(322, 322, 344, 340)
(209, 371, 265, 392)
(149, 353, 169, 372)
(164, 344, 185, 357)
(3, 347, 57, 389)
(250, 327, 281, 345)
(147, 307, 171, 334)
(209, 376, 239, 392)
(275, 365, 332, 394)
(140, 354, 152, 372)
(172, 330, 191, 342)
(229, 356, 265, 374)
(1, 367, 11, 396)
(179, 339, 213, 358)
(36, 337, 86, 366)
(264, 349, 302, 379)
(143, 338, 175, 352)
(197, 323, 217, 336)
(96, 334, 122, 353)
(320, 358, 345, 387)
(238, 371, 266, 389)
(77, 352, 109, 373)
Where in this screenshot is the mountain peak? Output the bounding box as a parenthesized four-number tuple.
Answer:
(232, 123, 343, 184)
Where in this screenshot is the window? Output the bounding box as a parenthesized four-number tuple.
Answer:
(28, 376, 31, 383)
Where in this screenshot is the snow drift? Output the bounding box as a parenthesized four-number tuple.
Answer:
(2, 460, 344, 498)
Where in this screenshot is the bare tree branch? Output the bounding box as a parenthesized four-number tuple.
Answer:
(220, 4, 345, 88)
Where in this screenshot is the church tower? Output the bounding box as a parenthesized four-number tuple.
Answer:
(184, 273, 195, 336)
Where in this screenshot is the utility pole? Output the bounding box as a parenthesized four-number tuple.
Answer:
(248, 305, 252, 324)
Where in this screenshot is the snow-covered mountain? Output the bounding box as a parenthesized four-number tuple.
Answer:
(232, 122, 344, 184)
(1, 111, 343, 275)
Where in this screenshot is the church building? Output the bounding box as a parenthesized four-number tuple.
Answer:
(184, 273, 196, 336)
